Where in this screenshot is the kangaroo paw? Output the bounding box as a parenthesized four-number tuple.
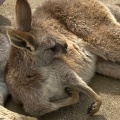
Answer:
(87, 98, 102, 116)
(65, 87, 73, 96)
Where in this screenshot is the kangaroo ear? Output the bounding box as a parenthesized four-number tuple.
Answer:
(16, 0, 32, 32)
(7, 29, 37, 52)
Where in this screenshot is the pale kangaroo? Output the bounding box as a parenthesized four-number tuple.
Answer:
(6, 0, 102, 117)
(46, 0, 120, 78)
(0, 26, 9, 106)
(45, 0, 120, 62)
(1, 0, 120, 119)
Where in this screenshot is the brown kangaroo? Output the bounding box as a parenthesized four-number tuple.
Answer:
(6, 0, 102, 117)
(43, 0, 120, 62)
(0, 26, 9, 106)
(4, 0, 120, 118)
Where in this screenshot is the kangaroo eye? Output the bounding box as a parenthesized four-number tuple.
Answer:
(50, 46, 56, 52)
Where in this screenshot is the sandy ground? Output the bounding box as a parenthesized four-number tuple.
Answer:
(0, 0, 120, 120)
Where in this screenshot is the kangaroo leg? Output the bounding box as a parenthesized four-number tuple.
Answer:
(97, 58, 120, 79)
(54, 88, 79, 107)
(62, 71, 102, 116)
(24, 89, 79, 117)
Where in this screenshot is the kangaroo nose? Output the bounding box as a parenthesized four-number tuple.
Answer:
(62, 43, 68, 54)
(55, 42, 68, 54)
(64, 43, 68, 49)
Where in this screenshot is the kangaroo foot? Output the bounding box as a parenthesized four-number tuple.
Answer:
(87, 97, 102, 116)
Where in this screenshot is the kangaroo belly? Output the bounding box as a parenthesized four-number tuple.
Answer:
(42, 77, 68, 102)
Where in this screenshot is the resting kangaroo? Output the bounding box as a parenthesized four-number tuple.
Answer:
(6, 0, 102, 117)
(0, 26, 9, 106)
(3, 0, 119, 116)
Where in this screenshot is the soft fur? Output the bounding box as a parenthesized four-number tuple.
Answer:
(4, 0, 120, 118)
(0, 26, 9, 105)
(42, 0, 120, 62)
(6, 0, 103, 117)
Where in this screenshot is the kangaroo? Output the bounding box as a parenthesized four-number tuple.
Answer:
(2, 0, 120, 118)
(35, 0, 120, 80)
(6, 0, 102, 117)
(95, 3, 120, 79)
(42, 0, 120, 62)
(107, 3, 120, 22)
(0, 26, 9, 106)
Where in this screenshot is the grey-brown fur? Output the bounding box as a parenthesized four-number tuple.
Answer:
(43, 0, 120, 62)
(0, 26, 9, 105)
(107, 3, 120, 22)
(6, 0, 103, 117)
(1, 0, 120, 118)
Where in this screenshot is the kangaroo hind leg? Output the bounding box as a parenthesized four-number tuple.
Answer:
(24, 88, 79, 117)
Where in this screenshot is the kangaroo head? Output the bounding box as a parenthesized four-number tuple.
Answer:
(7, 0, 67, 66)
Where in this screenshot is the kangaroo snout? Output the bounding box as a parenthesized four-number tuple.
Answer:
(57, 42, 68, 54)
(52, 42, 68, 54)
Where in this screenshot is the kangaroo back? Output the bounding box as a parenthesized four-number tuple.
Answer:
(6, 0, 103, 117)
(39, 0, 120, 62)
